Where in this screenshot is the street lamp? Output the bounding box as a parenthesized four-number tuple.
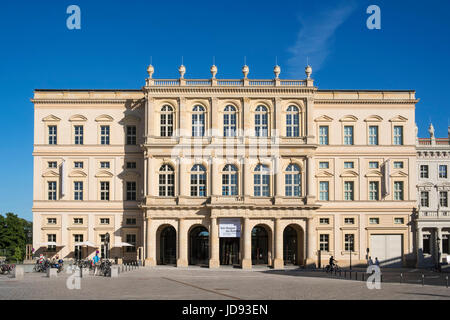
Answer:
(105, 232, 110, 260)
(349, 235, 353, 271)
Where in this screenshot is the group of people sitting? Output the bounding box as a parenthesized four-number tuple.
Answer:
(327, 255, 380, 271)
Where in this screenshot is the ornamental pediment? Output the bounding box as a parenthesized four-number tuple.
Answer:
(339, 115, 358, 122)
(120, 114, 141, 124)
(365, 170, 382, 177)
(315, 171, 334, 178)
(95, 170, 113, 178)
(390, 171, 408, 177)
(68, 170, 87, 178)
(340, 170, 359, 177)
(95, 114, 114, 122)
(364, 115, 383, 122)
(69, 114, 87, 122)
(314, 115, 333, 122)
(118, 171, 141, 179)
(42, 115, 61, 122)
(42, 170, 59, 177)
(389, 115, 408, 122)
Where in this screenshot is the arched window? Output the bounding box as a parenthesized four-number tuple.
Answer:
(160, 105, 174, 137)
(190, 164, 207, 197)
(285, 164, 301, 197)
(159, 164, 175, 197)
(192, 105, 205, 137)
(222, 164, 238, 196)
(286, 105, 299, 137)
(254, 164, 270, 197)
(223, 105, 237, 137)
(255, 105, 268, 137)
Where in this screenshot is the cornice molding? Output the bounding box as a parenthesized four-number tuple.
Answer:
(32, 99, 141, 104)
(143, 87, 317, 95)
(315, 99, 418, 105)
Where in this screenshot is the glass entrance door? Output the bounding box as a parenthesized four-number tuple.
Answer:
(220, 238, 240, 265)
(189, 226, 209, 266)
(283, 226, 297, 265)
(160, 226, 176, 265)
(252, 226, 268, 265)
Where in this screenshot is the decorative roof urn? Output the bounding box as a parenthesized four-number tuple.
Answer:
(147, 64, 154, 79)
(305, 65, 312, 79)
(242, 65, 249, 79)
(210, 65, 217, 79)
(179, 64, 186, 79)
(274, 65, 281, 79)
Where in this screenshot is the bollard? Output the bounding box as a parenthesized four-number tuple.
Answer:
(349, 271, 352, 279)
(362, 273, 365, 282)
(422, 274, 425, 286)
(110, 266, 119, 278)
(400, 273, 403, 284)
(446, 276, 448, 288)
(47, 268, 58, 278)
(14, 266, 24, 280)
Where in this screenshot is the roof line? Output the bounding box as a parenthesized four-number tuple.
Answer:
(34, 89, 142, 92)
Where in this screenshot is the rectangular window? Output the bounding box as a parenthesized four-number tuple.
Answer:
(100, 125, 110, 145)
(368, 126, 378, 145)
(439, 165, 448, 179)
(344, 161, 354, 169)
(394, 217, 404, 224)
(100, 181, 110, 201)
(47, 234, 56, 252)
(74, 125, 84, 145)
(369, 217, 379, 224)
(369, 181, 379, 200)
(48, 161, 57, 168)
(420, 191, 429, 207)
(319, 162, 329, 169)
(443, 235, 449, 255)
(126, 125, 137, 145)
(423, 234, 430, 254)
(319, 218, 330, 225)
(440, 191, 448, 207)
(420, 165, 429, 179)
(74, 181, 83, 201)
(100, 218, 110, 225)
(344, 181, 354, 201)
(74, 161, 83, 169)
(48, 181, 57, 200)
(126, 162, 137, 169)
(319, 234, 329, 252)
(344, 218, 355, 225)
(73, 218, 83, 224)
(100, 161, 110, 169)
(343, 126, 354, 145)
(394, 181, 404, 200)
(369, 162, 379, 169)
(126, 181, 137, 201)
(319, 181, 329, 201)
(126, 218, 136, 225)
(319, 126, 329, 145)
(394, 161, 404, 169)
(344, 234, 355, 251)
(48, 126, 57, 145)
(74, 234, 83, 259)
(393, 126, 403, 145)
(47, 218, 57, 224)
(126, 234, 137, 252)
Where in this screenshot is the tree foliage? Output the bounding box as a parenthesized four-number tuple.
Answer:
(0, 213, 32, 262)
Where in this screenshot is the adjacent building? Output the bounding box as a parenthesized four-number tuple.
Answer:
(32, 64, 418, 268)
(416, 124, 450, 267)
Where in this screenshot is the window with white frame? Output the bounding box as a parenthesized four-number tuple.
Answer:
(74, 161, 83, 169)
(394, 161, 404, 169)
(48, 161, 57, 168)
(343, 126, 354, 145)
(222, 164, 238, 196)
(344, 234, 355, 251)
(344, 161, 354, 169)
(126, 181, 137, 201)
(74, 181, 83, 200)
(126, 218, 136, 225)
(160, 105, 174, 137)
(319, 126, 329, 145)
(74, 125, 83, 145)
(369, 181, 379, 200)
(344, 181, 354, 200)
(393, 181, 404, 200)
(440, 191, 448, 207)
(100, 218, 110, 225)
(369, 161, 379, 169)
(190, 164, 207, 197)
(126, 234, 136, 252)
(423, 234, 431, 254)
(285, 164, 301, 197)
(254, 164, 270, 197)
(393, 126, 403, 145)
(74, 234, 83, 259)
(319, 162, 329, 169)
(47, 218, 57, 224)
(344, 217, 355, 224)
(368, 125, 378, 145)
(126, 125, 137, 145)
(100, 161, 110, 169)
(319, 181, 329, 201)
(48, 125, 57, 145)
(394, 217, 404, 224)
(420, 191, 429, 207)
(286, 105, 299, 137)
(223, 105, 237, 137)
(47, 234, 56, 252)
(48, 181, 57, 200)
(255, 105, 268, 137)
(159, 164, 175, 197)
(73, 218, 83, 224)
(439, 165, 448, 179)
(420, 165, 429, 178)
(126, 161, 136, 169)
(100, 181, 110, 200)
(319, 234, 329, 252)
(100, 125, 110, 145)
(319, 218, 330, 225)
(192, 105, 205, 137)
(369, 217, 379, 224)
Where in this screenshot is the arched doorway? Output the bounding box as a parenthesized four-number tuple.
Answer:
(189, 226, 209, 266)
(160, 226, 176, 265)
(284, 226, 298, 265)
(252, 226, 269, 265)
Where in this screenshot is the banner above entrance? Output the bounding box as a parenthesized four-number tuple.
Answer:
(219, 218, 241, 238)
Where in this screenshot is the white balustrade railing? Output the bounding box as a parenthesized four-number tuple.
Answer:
(418, 211, 450, 218)
(147, 78, 307, 87)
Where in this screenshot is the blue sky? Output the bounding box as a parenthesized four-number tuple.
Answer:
(0, 0, 449, 221)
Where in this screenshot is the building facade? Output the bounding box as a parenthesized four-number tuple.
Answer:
(416, 124, 450, 267)
(32, 64, 418, 268)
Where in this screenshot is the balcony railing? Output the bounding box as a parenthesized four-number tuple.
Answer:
(418, 211, 450, 219)
(147, 78, 308, 87)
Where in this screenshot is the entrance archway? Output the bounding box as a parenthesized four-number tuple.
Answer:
(252, 225, 269, 265)
(283, 224, 304, 265)
(159, 225, 176, 265)
(189, 226, 209, 266)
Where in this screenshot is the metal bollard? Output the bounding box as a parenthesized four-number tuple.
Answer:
(422, 274, 425, 286)
(400, 273, 403, 284)
(446, 276, 448, 288)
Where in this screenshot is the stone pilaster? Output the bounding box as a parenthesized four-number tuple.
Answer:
(242, 218, 252, 269)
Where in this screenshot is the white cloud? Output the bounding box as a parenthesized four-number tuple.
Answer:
(286, 2, 357, 78)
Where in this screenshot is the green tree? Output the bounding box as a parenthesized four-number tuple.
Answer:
(0, 213, 32, 262)
(13, 246, 22, 263)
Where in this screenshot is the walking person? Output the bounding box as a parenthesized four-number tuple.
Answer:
(368, 256, 373, 266)
(93, 251, 100, 275)
(375, 257, 380, 267)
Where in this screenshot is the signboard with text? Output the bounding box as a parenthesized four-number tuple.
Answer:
(219, 218, 241, 238)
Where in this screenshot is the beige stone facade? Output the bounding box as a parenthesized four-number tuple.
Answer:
(32, 65, 418, 268)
